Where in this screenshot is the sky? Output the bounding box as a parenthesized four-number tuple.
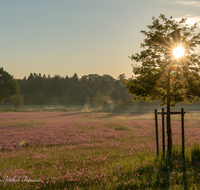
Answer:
(1, 0, 200, 80)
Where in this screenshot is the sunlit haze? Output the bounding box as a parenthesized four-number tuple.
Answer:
(1, 0, 200, 79)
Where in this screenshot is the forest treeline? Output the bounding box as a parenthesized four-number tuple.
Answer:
(14, 72, 152, 110)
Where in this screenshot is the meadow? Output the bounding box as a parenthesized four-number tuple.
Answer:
(1, 109, 200, 189)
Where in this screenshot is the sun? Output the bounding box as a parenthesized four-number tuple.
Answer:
(173, 46, 185, 58)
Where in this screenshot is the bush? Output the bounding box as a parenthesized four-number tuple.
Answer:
(11, 93, 24, 111)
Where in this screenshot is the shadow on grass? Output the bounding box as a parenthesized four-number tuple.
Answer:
(49, 145, 200, 190)
(121, 145, 200, 190)
(97, 112, 150, 119)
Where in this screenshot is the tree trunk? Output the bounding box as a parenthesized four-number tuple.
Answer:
(167, 68, 172, 153)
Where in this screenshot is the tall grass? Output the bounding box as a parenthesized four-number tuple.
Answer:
(1, 145, 200, 189)
(1, 111, 200, 189)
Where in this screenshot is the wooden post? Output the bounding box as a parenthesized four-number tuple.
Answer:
(181, 108, 185, 158)
(155, 109, 159, 156)
(162, 108, 165, 154)
(154, 108, 185, 157)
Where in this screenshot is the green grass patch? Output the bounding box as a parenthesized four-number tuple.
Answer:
(1, 144, 200, 189)
(107, 122, 130, 131)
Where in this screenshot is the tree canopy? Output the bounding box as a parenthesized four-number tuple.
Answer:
(0, 67, 20, 103)
(124, 14, 200, 107)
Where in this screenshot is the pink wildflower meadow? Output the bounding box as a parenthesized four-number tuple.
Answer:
(0, 112, 155, 151)
(0, 111, 200, 188)
(0, 111, 199, 151)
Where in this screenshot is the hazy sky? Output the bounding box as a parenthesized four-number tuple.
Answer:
(1, 0, 200, 79)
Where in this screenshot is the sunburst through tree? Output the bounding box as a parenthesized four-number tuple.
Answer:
(123, 14, 200, 153)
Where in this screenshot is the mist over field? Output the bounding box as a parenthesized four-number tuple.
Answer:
(1, 72, 200, 112)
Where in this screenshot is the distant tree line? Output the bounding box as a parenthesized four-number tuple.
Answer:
(14, 72, 151, 110)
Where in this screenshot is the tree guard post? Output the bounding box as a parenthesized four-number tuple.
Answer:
(154, 108, 185, 158)
(181, 108, 185, 158)
(162, 108, 165, 154)
(155, 109, 159, 156)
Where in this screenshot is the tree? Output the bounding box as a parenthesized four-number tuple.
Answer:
(92, 91, 104, 110)
(114, 100, 127, 110)
(118, 73, 126, 81)
(0, 67, 20, 103)
(30, 91, 47, 105)
(123, 14, 200, 153)
(125, 94, 138, 110)
(11, 94, 24, 111)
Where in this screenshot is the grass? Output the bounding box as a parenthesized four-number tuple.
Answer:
(1, 111, 200, 189)
(2, 146, 200, 189)
(108, 122, 131, 131)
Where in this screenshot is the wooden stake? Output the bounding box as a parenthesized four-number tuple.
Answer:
(181, 108, 185, 158)
(155, 109, 159, 156)
(162, 108, 165, 154)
